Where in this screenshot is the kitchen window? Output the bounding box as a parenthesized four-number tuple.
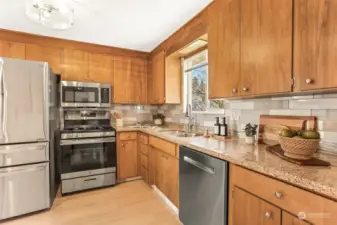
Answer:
(183, 50, 224, 113)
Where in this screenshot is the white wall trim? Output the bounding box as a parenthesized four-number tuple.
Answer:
(152, 185, 179, 216)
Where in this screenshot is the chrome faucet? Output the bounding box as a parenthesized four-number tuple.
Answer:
(184, 104, 194, 133)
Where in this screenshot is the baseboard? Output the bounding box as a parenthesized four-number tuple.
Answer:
(118, 176, 142, 183)
(152, 185, 179, 215)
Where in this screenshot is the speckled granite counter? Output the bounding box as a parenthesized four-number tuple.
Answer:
(115, 126, 337, 201)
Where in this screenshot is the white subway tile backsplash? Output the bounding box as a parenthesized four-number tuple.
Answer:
(289, 99, 337, 109)
(229, 101, 255, 109)
(269, 109, 311, 116)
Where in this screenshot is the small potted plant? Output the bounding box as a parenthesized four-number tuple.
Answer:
(153, 113, 165, 125)
(244, 123, 258, 144)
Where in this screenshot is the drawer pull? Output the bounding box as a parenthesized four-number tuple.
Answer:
(264, 212, 272, 219)
(274, 191, 283, 199)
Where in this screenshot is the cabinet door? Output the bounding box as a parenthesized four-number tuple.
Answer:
(282, 212, 310, 225)
(89, 53, 113, 83)
(208, 0, 240, 98)
(148, 147, 156, 185)
(0, 40, 25, 59)
(294, 0, 337, 91)
(241, 0, 292, 96)
(25, 44, 62, 74)
(113, 56, 134, 103)
(118, 139, 138, 180)
(131, 58, 147, 104)
(149, 51, 165, 104)
(62, 49, 89, 81)
(155, 150, 179, 207)
(165, 56, 181, 103)
(232, 187, 281, 225)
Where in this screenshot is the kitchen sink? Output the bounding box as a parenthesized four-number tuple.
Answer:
(158, 130, 201, 138)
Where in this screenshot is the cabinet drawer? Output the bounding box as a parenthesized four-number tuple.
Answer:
(139, 143, 149, 155)
(230, 164, 337, 225)
(119, 132, 137, 141)
(138, 133, 148, 145)
(140, 153, 148, 169)
(149, 136, 176, 157)
(140, 166, 148, 183)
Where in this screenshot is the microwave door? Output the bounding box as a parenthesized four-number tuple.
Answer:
(0, 58, 48, 144)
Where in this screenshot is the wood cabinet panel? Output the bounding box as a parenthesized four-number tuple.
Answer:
(149, 136, 176, 157)
(0, 40, 25, 59)
(119, 132, 137, 141)
(208, 0, 240, 98)
(282, 212, 310, 225)
(113, 56, 133, 103)
(165, 56, 181, 104)
(154, 150, 179, 207)
(140, 153, 148, 169)
(139, 143, 149, 156)
(138, 133, 149, 145)
(131, 58, 147, 104)
(25, 44, 62, 74)
(117, 137, 138, 180)
(230, 164, 337, 225)
(62, 49, 89, 81)
(294, 0, 337, 91)
(148, 147, 156, 186)
(241, 0, 292, 96)
(140, 166, 149, 183)
(232, 187, 281, 225)
(89, 53, 113, 83)
(148, 51, 165, 104)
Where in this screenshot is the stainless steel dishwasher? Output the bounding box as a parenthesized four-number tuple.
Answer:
(179, 146, 229, 225)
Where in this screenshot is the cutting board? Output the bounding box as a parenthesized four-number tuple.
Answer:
(258, 115, 316, 145)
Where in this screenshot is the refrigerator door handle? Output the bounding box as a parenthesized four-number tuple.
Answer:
(0, 163, 47, 175)
(0, 59, 4, 142)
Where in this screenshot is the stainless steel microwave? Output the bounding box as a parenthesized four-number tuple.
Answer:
(61, 81, 111, 108)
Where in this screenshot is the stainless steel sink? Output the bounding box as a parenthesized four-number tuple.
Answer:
(158, 130, 201, 138)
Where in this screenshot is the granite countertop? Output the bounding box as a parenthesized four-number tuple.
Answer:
(115, 126, 337, 201)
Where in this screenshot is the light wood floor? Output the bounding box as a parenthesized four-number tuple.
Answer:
(3, 180, 182, 225)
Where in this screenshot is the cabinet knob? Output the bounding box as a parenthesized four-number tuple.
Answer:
(305, 78, 313, 84)
(242, 87, 249, 92)
(264, 212, 272, 219)
(122, 144, 125, 147)
(274, 191, 283, 199)
(232, 88, 237, 93)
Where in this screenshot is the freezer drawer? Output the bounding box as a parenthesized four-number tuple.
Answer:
(0, 142, 48, 167)
(62, 173, 116, 194)
(0, 162, 50, 220)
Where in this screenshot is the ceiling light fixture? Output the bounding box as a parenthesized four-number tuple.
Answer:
(25, 0, 74, 30)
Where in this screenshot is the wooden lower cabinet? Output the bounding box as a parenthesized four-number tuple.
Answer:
(232, 187, 281, 225)
(117, 133, 138, 180)
(282, 212, 310, 225)
(154, 149, 179, 207)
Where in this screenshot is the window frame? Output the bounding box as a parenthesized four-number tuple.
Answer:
(183, 50, 225, 114)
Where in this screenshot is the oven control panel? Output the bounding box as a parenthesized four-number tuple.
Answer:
(61, 131, 115, 140)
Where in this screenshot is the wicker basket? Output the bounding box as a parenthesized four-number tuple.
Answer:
(279, 136, 320, 160)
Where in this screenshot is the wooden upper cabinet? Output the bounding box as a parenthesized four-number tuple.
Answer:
(148, 51, 165, 104)
(240, 0, 293, 96)
(62, 49, 89, 81)
(131, 58, 148, 104)
(231, 187, 281, 225)
(25, 44, 62, 74)
(0, 40, 25, 59)
(282, 212, 310, 225)
(113, 56, 133, 103)
(165, 55, 181, 104)
(294, 0, 337, 91)
(208, 0, 240, 98)
(89, 53, 113, 84)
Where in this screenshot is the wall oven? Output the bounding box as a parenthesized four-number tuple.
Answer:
(61, 81, 111, 108)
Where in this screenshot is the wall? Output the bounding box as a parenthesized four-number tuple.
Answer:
(158, 93, 337, 154)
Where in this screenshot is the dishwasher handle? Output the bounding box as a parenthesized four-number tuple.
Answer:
(183, 156, 215, 175)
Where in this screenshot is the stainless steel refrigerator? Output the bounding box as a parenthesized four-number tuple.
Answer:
(0, 58, 59, 220)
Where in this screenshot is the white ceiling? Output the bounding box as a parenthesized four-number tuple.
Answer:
(0, 0, 212, 52)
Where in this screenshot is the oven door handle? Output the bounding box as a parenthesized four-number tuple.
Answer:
(61, 137, 116, 146)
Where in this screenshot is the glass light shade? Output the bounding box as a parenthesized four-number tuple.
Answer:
(25, 0, 74, 29)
